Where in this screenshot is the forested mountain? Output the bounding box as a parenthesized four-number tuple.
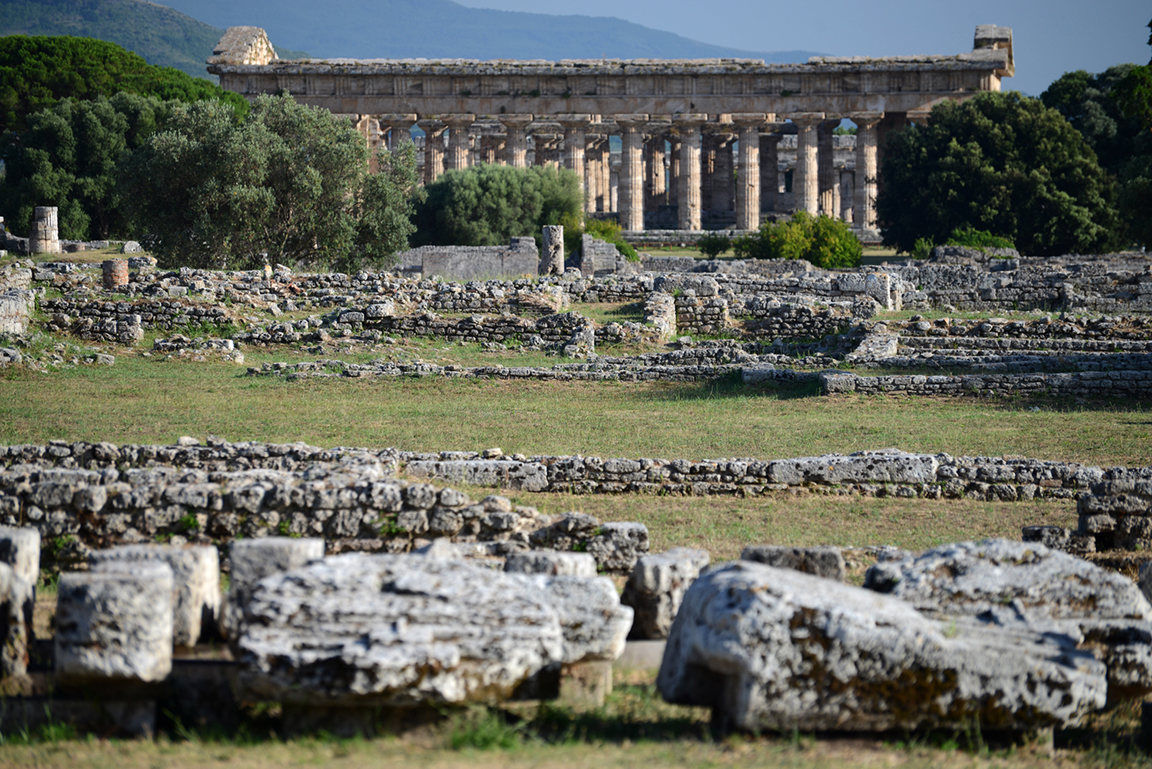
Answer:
(151, 0, 819, 62)
(0, 0, 307, 80)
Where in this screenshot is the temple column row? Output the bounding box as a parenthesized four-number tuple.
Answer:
(360, 110, 884, 233)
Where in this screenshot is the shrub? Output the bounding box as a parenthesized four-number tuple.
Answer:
(696, 231, 732, 258)
(584, 218, 638, 262)
(945, 225, 1016, 252)
(731, 212, 861, 269)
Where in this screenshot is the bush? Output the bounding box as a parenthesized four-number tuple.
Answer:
(696, 231, 731, 258)
(411, 164, 581, 247)
(584, 218, 638, 262)
(945, 225, 1015, 251)
(118, 94, 422, 271)
(731, 212, 861, 269)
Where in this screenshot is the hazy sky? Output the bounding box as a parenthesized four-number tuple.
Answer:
(454, 0, 1150, 97)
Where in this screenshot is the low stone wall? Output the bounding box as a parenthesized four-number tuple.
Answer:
(8, 442, 1135, 508)
(0, 443, 649, 573)
(820, 370, 1152, 398)
(1077, 479, 1152, 552)
(43, 298, 232, 341)
(397, 447, 1137, 502)
(580, 235, 625, 276)
(396, 238, 540, 281)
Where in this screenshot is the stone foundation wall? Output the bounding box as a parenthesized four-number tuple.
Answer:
(0, 442, 649, 573)
(820, 370, 1152, 398)
(43, 298, 232, 342)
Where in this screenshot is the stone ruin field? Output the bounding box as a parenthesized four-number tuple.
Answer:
(2, 243, 1152, 767)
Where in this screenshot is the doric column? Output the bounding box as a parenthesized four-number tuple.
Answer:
(852, 112, 883, 233)
(480, 133, 505, 165)
(667, 134, 681, 208)
(644, 130, 667, 212)
(585, 133, 606, 213)
(840, 169, 854, 222)
(732, 113, 766, 231)
(673, 114, 706, 230)
(616, 114, 648, 232)
(380, 113, 417, 150)
(558, 114, 592, 184)
(444, 114, 475, 172)
(499, 114, 533, 168)
(759, 122, 784, 213)
(712, 128, 735, 214)
(416, 117, 447, 185)
(787, 113, 823, 216)
(818, 117, 839, 216)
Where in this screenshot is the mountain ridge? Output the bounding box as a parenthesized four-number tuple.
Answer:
(152, 0, 823, 63)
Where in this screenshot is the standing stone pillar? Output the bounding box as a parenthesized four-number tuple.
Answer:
(584, 134, 604, 213)
(417, 118, 447, 185)
(673, 114, 706, 230)
(818, 118, 839, 216)
(542, 225, 564, 275)
(759, 124, 784, 214)
(499, 114, 533, 169)
(840, 169, 855, 223)
(355, 115, 383, 173)
(381, 114, 417, 150)
(480, 133, 505, 165)
(788, 114, 823, 216)
(711, 127, 736, 215)
(445, 114, 475, 172)
(643, 122, 669, 214)
(102, 259, 128, 290)
(732, 114, 766, 231)
(558, 114, 592, 193)
(29, 206, 61, 254)
(616, 114, 648, 232)
(667, 134, 681, 209)
(852, 112, 883, 233)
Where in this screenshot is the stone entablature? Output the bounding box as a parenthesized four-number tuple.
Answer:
(207, 46, 1011, 117)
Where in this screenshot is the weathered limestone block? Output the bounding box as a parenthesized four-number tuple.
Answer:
(0, 526, 40, 641)
(587, 521, 649, 573)
(658, 561, 1108, 734)
(865, 539, 1152, 701)
(0, 526, 40, 586)
(740, 545, 845, 582)
(236, 554, 564, 706)
(1022, 525, 1095, 555)
(621, 547, 710, 640)
(766, 450, 939, 486)
(504, 551, 597, 577)
(90, 544, 220, 647)
(223, 537, 325, 637)
(509, 574, 632, 664)
(0, 563, 29, 679)
(55, 561, 174, 683)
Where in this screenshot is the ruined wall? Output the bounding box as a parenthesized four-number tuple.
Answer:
(396, 238, 539, 281)
(820, 370, 1152, 398)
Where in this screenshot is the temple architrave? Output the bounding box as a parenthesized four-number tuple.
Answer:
(207, 25, 1013, 235)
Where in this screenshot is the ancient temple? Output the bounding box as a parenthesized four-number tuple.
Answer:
(208, 25, 1014, 234)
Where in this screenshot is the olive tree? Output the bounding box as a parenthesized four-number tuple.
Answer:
(120, 93, 422, 271)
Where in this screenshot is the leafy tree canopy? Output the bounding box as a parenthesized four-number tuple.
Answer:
(0, 91, 172, 240)
(0, 34, 247, 133)
(876, 91, 1124, 256)
(411, 164, 582, 247)
(119, 94, 422, 272)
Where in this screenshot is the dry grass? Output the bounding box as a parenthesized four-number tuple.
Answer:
(1, 354, 1149, 467)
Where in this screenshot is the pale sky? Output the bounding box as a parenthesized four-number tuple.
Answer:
(454, 0, 1150, 97)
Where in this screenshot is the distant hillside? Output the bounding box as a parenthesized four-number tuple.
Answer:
(151, 0, 820, 62)
(0, 0, 307, 80)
